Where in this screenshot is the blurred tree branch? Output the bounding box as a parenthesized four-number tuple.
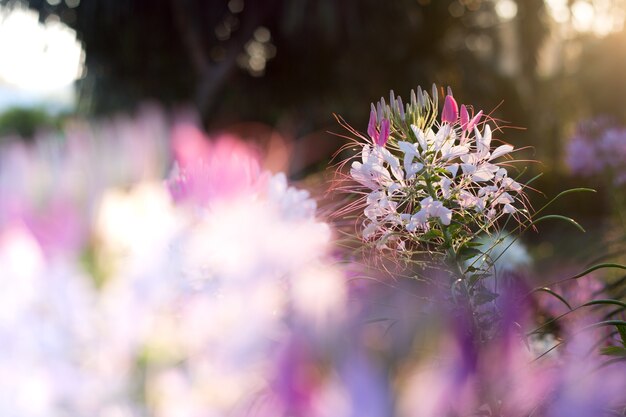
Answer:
(171, 0, 280, 126)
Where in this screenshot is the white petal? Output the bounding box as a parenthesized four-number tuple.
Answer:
(472, 166, 495, 182)
(503, 203, 516, 214)
(507, 180, 522, 192)
(398, 141, 419, 178)
(410, 125, 428, 151)
(419, 196, 434, 207)
(437, 207, 452, 225)
(495, 192, 514, 205)
(398, 141, 418, 156)
(388, 183, 401, 194)
(475, 124, 492, 158)
(489, 144, 514, 161)
(366, 190, 383, 204)
(474, 198, 486, 212)
(439, 177, 452, 199)
(361, 145, 371, 162)
(458, 190, 477, 208)
(447, 163, 459, 177)
(461, 163, 476, 175)
(406, 162, 424, 179)
(363, 222, 378, 238)
(364, 204, 381, 219)
(381, 148, 404, 181)
(412, 209, 429, 224)
(444, 145, 470, 160)
(434, 125, 452, 150)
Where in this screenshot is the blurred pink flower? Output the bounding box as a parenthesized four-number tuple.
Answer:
(168, 123, 263, 205)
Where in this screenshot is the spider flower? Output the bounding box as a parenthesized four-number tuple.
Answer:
(346, 86, 527, 256)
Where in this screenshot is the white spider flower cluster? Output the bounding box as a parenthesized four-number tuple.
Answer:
(348, 86, 528, 253)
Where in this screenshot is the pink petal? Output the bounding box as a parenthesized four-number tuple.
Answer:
(467, 110, 483, 131)
(171, 123, 211, 168)
(169, 125, 262, 204)
(442, 95, 459, 124)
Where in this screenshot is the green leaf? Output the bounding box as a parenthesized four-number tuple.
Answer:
(617, 324, 626, 348)
(600, 346, 626, 357)
(581, 299, 626, 310)
(524, 172, 544, 187)
(421, 229, 443, 241)
(458, 247, 483, 260)
(531, 287, 572, 311)
(468, 273, 491, 286)
(581, 320, 626, 332)
(534, 188, 596, 217)
(567, 263, 626, 281)
(473, 288, 499, 305)
(531, 215, 586, 233)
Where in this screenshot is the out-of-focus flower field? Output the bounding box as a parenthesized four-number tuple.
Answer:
(2, 1, 626, 416)
(1, 89, 625, 416)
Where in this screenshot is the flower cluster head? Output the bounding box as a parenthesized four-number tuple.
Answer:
(347, 85, 528, 255)
(566, 117, 626, 185)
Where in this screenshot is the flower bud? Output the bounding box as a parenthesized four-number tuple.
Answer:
(377, 118, 390, 147)
(442, 95, 459, 124)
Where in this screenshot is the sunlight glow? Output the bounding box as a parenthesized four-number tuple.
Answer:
(545, 0, 626, 36)
(0, 2, 84, 92)
(571, 1, 595, 32)
(495, 0, 518, 21)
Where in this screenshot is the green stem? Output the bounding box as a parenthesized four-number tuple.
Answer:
(444, 230, 489, 345)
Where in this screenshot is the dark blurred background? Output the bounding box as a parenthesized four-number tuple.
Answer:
(1, 0, 625, 237)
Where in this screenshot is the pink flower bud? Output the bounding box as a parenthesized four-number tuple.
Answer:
(460, 104, 470, 130)
(376, 118, 390, 147)
(442, 95, 458, 124)
(367, 110, 377, 139)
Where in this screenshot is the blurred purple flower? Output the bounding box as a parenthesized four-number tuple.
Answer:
(566, 135, 601, 176)
(566, 117, 626, 185)
(547, 325, 626, 417)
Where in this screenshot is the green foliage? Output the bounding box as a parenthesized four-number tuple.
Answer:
(567, 263, 626, 281)
(530, 215, 586, 233)
(472, 287, 499, 306)
(617, 324, 626, 348)
(0, 107, 64, 140)
(532, 287, 573, 311)
(600, 345, 626, 357)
